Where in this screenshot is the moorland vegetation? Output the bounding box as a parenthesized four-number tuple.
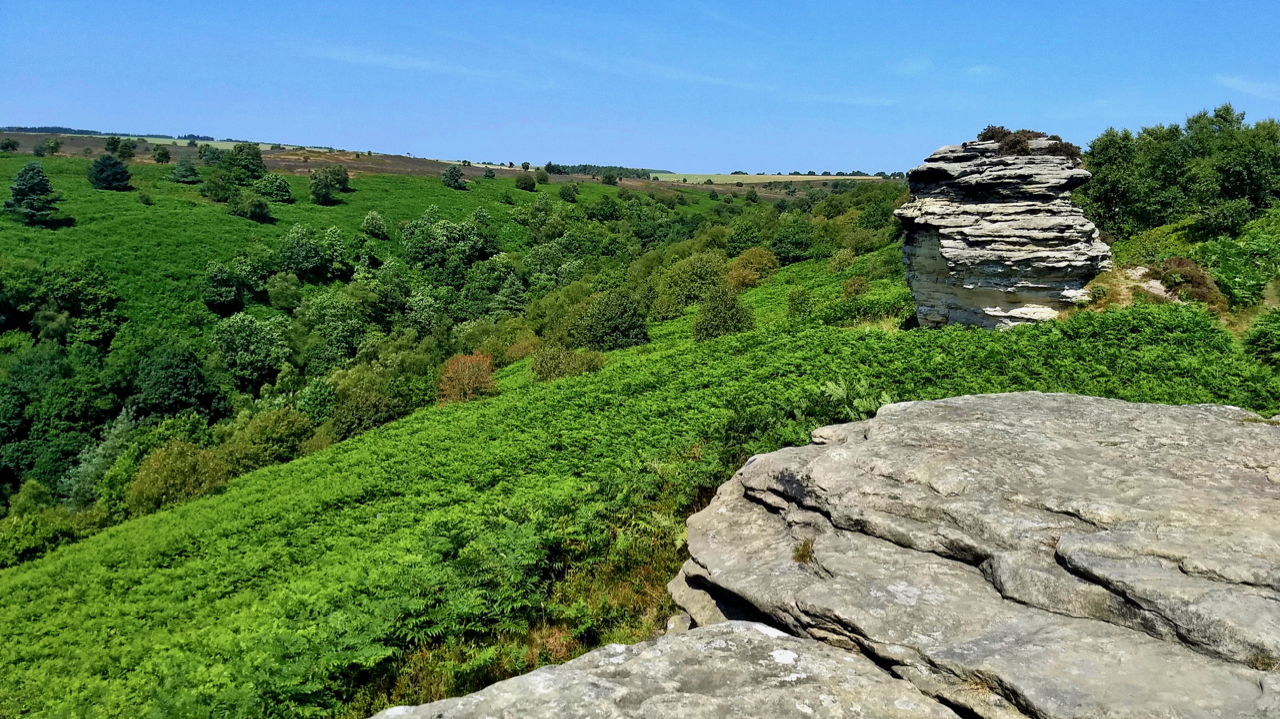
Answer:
(1, 102, 1280, 718)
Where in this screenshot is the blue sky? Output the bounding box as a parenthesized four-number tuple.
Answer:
(4, 0, 1277, 173)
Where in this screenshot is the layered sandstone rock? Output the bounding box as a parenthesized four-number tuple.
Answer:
(895, 141, 1112, 328)
(676, 392, 1280, 718)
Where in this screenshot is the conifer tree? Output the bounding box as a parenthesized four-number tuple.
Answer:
(151, 145, 171, 164)
(88, 154, 132, 191)
(3, 162, 63, 225)
(168, 154, 202, 184)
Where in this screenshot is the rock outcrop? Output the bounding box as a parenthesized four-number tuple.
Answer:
(372, 393, 1280, 719)
(676, 392, 1280, 718)
(373, 621, 960, 719)
(895, 141, 1112, 328)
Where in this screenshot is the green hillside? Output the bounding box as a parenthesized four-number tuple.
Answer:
(3, 103, 1280, 718)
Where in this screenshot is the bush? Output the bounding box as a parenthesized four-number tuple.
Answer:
(1111, 221, 1193, 267)
(124, 440, 229, 516)
(219, 409, 314, 476)
(360, 210, 389, 239)
(438, 353, 498, 404)
(309, 165, 348, 204)
(135, 346, 221, 418)
(442, 164, 467, 190)
(483, 167, 496, 179)
(842, 275, 869, 298)
(168, 154, 202, 183)
(4, 162, 62, 225)
(1190, 227, 1280, 307)
(787, 287, 814, 319)
(1147, 257, 1228, 312)
(331, 390, 399, 440)
(221, 143, 267, 182)
(115, 140, 135, 161)
(1244, 309, 1280, 365)
(266, 271, 302, 310)
(570, 291, 649, 351)
(728, 247, 778, 291)
(515, 173, 536, 192)
(771, 212, 816, 264)
(253, 173, 293, 203)
(558, 183, 578, 202)
(87, 154, 132, 191)
(661, 252, 728, 305)
(691, 284, 754, 341)
(0, 507, 78, 569)
(151, 145, 171, 164)
(214, 313, 290, 393)
(227, 191, 271, 222)
(647, 293, 684, 321)
(535, 168, 550, 184)
(0, 138, 17, 152)
(531, 343, 607, 381)
(200, 167, 239, 202)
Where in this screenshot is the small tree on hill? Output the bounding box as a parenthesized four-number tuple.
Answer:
(360, 210, 388, 239)
(116, 140, 135, 161)
(88, 154, 132, 191)
(221, 143, 267, 182)
(4, 163, 63, 226)
(0, 138, 18, 152)
(228, 191, 271, 222)
(438, 353, 497, 404)
(200, 167, 239, 202)
(151, 145, 171, 164)
(168, 154, 202, 183)
(691, 284, 754, 341)
(535, 168, 550, 184)
(104, 137, 121, 153)
(442, 164, 467, 190)
(601, 172, 618, 186)
(253, 173, 293, 203)
(570, 290, 649, 351)
(558, 183, 578, 202)
(515, 173, 537, 192)
(521, 161, 530, 171)
(483, 167, 496, 179)
(309, 169, 340, 205)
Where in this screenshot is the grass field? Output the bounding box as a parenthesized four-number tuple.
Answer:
(652, 173, 884, 185)
(0, 154, 727, 339)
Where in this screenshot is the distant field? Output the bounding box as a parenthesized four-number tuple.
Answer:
(651, 173, 883, 185)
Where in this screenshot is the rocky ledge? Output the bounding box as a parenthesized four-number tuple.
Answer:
(894, 141, 1112, 328)
(374, 393, 1280, 719)
(673, 392, 1280, 718)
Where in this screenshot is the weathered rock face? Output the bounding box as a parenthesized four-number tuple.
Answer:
(676, 392, 1280, 718)
(894, 141, 1112, 328)
(372, 621, 960, 719)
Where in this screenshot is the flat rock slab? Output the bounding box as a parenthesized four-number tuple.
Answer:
(678, 393, 1280, 718)
(371, 621, 959, 719)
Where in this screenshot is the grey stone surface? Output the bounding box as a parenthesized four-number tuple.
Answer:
(371, 621, 959, 719)
(677, 392, 1280, 718)
(894, 140, 1112, 328)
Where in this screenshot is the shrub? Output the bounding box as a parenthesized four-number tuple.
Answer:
(531, 343, 607, 381)
(266, 272, 302, 310)
(771, 212, 816, 264)
(1244, 309, 1280, 365)
(151, 145, 171, 164)
(1190, 228, 1280, 307)
(331, 390, 399, 440)
(115, 139, 135, 161)
(358, 210, 388, 240)
(727, 263, 758, 290)
(438, 353, 498, 404)
(0, 507, 78, 569)
(168, 154, 202, 183)
(200, 167, 239, 202)
(137, 192, 153, 206)
(515, 173, 537, 192)
(135, 347, 221, 418)
(730, 247, 778, 281)
(442, 164, 467, 190)
(309, 165, 348, 204)
(535, 168, 550, 184)
(253, 173, 293, 203)
(601, 172, 618, 186)
(483, 167, 496, 179)
(1111, 221, 1194, 267)
(691, 284, 754, 341)
(124, 440, 229, 516)
(227, 191, 271, 222)
(977, 125, 1012, 142)
(219, 409, 314, 475)
(647, 293, 684, 321)
(4, 162, 62, 225)
(0, 138, 17, 152)
(829, 248, 857, 272)
(558, 183, 578, 202)
(1147, 257, 1228, 312)
(87, 154, 132, 191)
(570, 290, 649, 351)
(221, 143, 267, 181)
(661, 252, 728, 305)
(787, 287, 814, 319)
(842, 275, 869, 298)
(104, 136, 121, 153)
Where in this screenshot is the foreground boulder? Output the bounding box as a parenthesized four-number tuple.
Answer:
(894, 140, 1112, 328)
(372, 621, 959, 718)
(675, 392, 1280, 718)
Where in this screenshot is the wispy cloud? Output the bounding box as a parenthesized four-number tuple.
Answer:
(890, 58, 931, 76)
(1216, 75, 1278, 101)
(692, 1, 757, 33)
(301, 44, 521, 84)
